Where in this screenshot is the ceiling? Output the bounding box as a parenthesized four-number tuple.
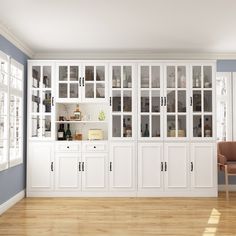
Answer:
(1, 0, 236, 57)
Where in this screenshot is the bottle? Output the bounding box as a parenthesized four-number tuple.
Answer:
(74, 104, 81, 120)
(144, 123, 149, 137)
(57, 124, 65, 140)
(65, 124, 72, 140)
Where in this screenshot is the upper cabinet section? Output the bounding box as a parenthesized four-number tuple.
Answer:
(28, 62, 55, 140)
(56, 62, 108, 103)
(110, 63, 136, 140)
(190, 63, 215, 140)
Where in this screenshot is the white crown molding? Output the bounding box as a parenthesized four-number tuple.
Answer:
(33, 51, 236, 60)
(0, 24, 34, 58)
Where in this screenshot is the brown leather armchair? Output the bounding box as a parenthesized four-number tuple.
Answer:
(217, 141, 236, 198)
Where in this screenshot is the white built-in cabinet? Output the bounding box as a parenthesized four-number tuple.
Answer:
(27, 60, 217, 197)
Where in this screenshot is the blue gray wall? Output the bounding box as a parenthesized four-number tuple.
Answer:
(0, 35, 29, 205)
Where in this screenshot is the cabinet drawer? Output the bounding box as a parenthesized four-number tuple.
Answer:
(55, 142, 81, 152)
(82, 142, 108, 153)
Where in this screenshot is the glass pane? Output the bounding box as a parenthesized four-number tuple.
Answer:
(177, 66, 186, 88)
(112, 91, 121, 112)
(141, 66, 149, 88)
(0, 92, 7, 114)
(178, 91, 186, 112)
(152, 115, 160, 137)
(193, 91, 202, 112)
(59, 66, 68, 81)
(42, 90, 52, 113)
(141, 115, 150, 137)
(70, 66, 78, 81)
(167, 90, 175, 113)
(32, 66, 40, 88)
(0, 116, 7, 139)
(43, 66, 51, 88)
(203, 66, 212, 88)
(96, 66, 105, 81)
(31, 115, 40, 137)
(141, 91, 149, 112)
(151, 66, 160, 88)
(112, 115, 121, 137)
(112, 66, 121, 88)
(216, 77, 226, 96)
(204, 91, 212, 112)
(167, 115, 176, 137)
(167, 66, 175, 88)
(85, 83, 94, 98)
(59, 83, 67, 98)
(42, 115, 51, 138)
(123, 91, 132, 112)
(193, 115, 202, 137)
(152, 90, 160, 112)
(0, 70, 6, 85)
(32, 90, 40, 112)
(123, 66, 132, 88)
(178, 115, 186, 137)
(193, 66, 201, 88)
(96, 83, 105, 98)
(70, 83, 79, 98)
(85, 66, 94, 81)
(123, 115, 132, 137)
(204, 115, 212, 137)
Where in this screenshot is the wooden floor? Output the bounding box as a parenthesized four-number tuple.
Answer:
(1, 193, 236, 236)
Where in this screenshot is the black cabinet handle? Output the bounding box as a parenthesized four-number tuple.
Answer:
(51, 97, 54, 106)
(109, 162, 112, 171)
(67, 146, 69, 149)
(94, 146, 96, 149)
(190, 97, 193, 106)
(164, 97, 167, 106)
(79, 162, 81, 172)
(82, 162, 84, 171)
(79, 77, 81, 86)
(191, 162, 194, 172)
(161, 162, 163, 171)
(82, 77, 85, 86)
(110, 97, 112, 106)
(51, 162, 54, 172)
(164, 162, 167, 171)
(161, 97, 163, 106)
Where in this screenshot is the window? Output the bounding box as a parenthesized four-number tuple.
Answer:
(216, 72, 232, 141)
(0, 50, 24, 171)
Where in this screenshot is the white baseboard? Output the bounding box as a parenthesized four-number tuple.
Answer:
(0, 190, 25, 215)
(218, 184, 236, 191)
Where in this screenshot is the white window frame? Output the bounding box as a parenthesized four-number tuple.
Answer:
(0, 50, 24, 171)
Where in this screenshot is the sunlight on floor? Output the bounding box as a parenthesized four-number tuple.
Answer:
(203, 208, 221, 236)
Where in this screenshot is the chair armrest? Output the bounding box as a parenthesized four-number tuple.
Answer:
(218, 154, 227, 165)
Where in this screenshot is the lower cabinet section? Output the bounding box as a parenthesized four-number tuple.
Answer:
(27, 141, 217, 197)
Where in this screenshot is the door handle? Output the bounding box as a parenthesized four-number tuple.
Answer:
(161, 162, 163, 171)
(190, 97, 193, 106)
(79, 162, 81, 172)
(109, 162, 112, 171)
(79, 77, 82, 86)
(164, 162, 167, 171)
(51, 97, 54, 106)
(164, 97, 167, 106)
(161, 97, 163, 106)
(191, 162, 194, 172)
(110, 97, 112, 106)
(82, 162, 85, 171)
(82, 77, 85, 86)
(51, 162, 54, 172)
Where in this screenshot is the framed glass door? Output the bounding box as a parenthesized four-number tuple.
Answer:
(165, 65, 188, 139)
(139, 64, 163, 139)
(191, 64, 214, 139)
(110, 64, 135, 139)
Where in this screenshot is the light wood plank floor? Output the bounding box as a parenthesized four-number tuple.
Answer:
(1, 192, 236, 236)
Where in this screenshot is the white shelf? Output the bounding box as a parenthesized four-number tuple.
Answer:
(55, 120, 108, 124)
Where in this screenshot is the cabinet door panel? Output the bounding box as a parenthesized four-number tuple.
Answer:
(55, 153, 81, 190)
(191, 143, 215, 188)
(164, 143, 189, 189)
(110, 142, 136, 190)
(138, 143, 163, 190)
(28, 142, 54, 191)
(82, 153, 107, 190)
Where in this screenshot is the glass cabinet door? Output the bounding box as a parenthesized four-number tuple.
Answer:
(192, 65, 213, 138)
(83, 65, 106, 101)
(111, 65, 134, 139)
(31, 65, 53, 139)
(139, 65, 162, 139)
(165, 65, 187, 138)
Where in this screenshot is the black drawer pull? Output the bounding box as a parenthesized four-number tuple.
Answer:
(94, 146, 96, 148)
(67, 146, 69, 149)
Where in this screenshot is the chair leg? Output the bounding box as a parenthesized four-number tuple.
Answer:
(224, 166, 229, 199)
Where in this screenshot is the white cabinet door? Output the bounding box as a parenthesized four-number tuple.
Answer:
(55, 153, 81, 190)
(191, 143, 216, 188)
(138, 143, 163, 191)
(109, 142, 136, 191)
(164, 143, 189, 190)
(27, 142, 54, 191)
(82, 153, 108, 191)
